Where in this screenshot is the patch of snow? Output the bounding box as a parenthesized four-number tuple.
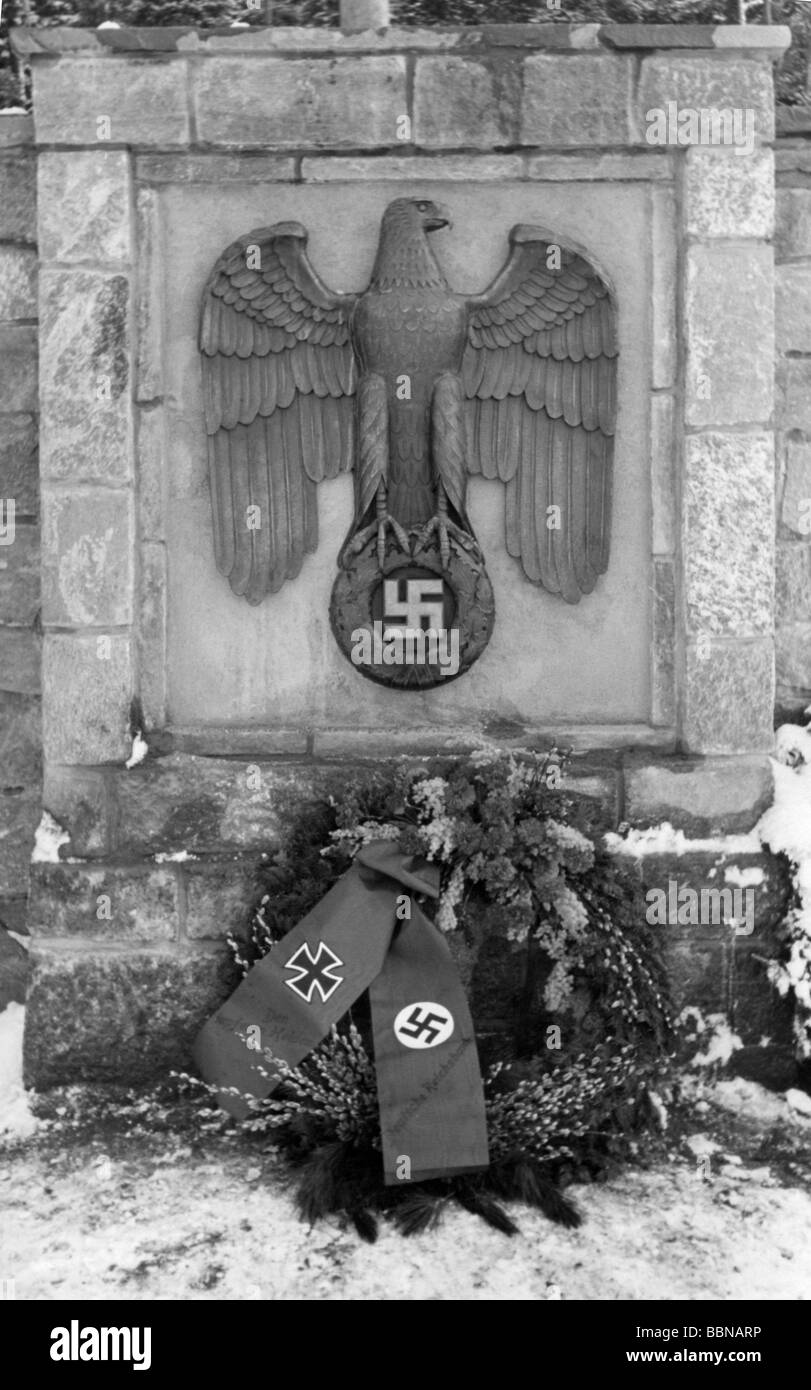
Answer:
(724, 864, 764, 888)
(30, 811, 69, 864)
(685, 1134, 721, 1158)
(96, 20, 121, 26)
(786, 1087, 811, 1118)
(713, 1076, 811, 1128)
(153, 851, 198, 864)
(690, 1015, 743, 1069)
(0, 1005, 39, 1143)
(756, 729, 811, 1057)
(125, 732, 148, 770)
(605, 822, 760, 859)
(774, 721, 811, 769)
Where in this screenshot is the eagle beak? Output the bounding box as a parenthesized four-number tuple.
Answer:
(426, 204, 452, 232)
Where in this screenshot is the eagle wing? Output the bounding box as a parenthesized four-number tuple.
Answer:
(200, 223, 357, 603)
(463, 227, 617, 602)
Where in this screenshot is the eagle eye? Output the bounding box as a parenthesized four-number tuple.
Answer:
(416, 201, 430, 212)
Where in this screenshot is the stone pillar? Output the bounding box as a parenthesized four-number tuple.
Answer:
(665, 65, 778, 754)
(775, 151, 811, 711)
(0, 116, 39, 952)
(37, 148, 135, 767)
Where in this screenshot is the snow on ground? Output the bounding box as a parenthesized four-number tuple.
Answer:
(2, 1078, 810, 1301)
(0, 1004, 39, 1142)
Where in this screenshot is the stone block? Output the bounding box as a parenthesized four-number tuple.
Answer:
(0, 521, 39, 626)
(777, 264, 811, 353)
(521, 54, 633, 146)
(0, 788, 40, 895)
(23, 948, 237, 1088)
(38, 151, 131, 264)
(525, 152, 674, 181)
(0, 925, 29, 1010)
(0, 627, 40, 697)
(136, 407, 166, 541)
(561, 764, 621, 831)
(683, 641, 774, 755)
(637, 56, 775, 145)
(184, 862, 256, 941)
(662, 938, 728, 1016)
(0, 327, 38, 415)
(0, 153, 35, 241)
(42, 765, 107, 857)
(0, 691, 41, 788)
(779, 435, 811, 538)
(624, 755, 774, 837)
(42, 633, 132, 765)
(166, 727, 310, 757)
(32, 57, 190, 146)
(39, 269, 132, 485)
(135, 189, 162, 404)
(28, 863, 178, 942)
(414, 56, 516, 148)
(776, 187, 811, 261)
(685, 147, 773, 239)
(776, 543, 811, 625)
(732, 943, 794, 1045)
(194, 57, 406, 149)
(639, 849, 789, 940)
(0, 896, 28, 936)
(652, 559, 675, 728)
(0, 115, 34, 150)
(340, 0, 389, 33)
(112, 754, 335, 855)
(0, 415, 38, 517)
(775, 624, 811, 692)
(685, 246, 773, 427)
(302, 154, 526, 181)
(683, 432, 774, 637)
(777, 360, 811, 434)
(652, 187, 677, 389)
(651, 393, 675, 555)
(135, 153, 297, 183)
(137, 541, 166, 729)
(0, 246, 37, 320)
(41, 489, 133, 628)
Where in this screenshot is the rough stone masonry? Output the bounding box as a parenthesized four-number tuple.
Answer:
(0, 19, 802, 1085)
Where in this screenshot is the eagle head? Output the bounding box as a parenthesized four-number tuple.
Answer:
(372, 198, 453, 288)
(382, 197, 453, 234)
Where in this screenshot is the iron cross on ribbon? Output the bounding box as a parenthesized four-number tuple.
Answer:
(193, 840, 490, 1184)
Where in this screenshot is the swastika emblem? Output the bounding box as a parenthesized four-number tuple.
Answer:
(283, 941, 344, 1005)
(393, 1001, 455, 1050)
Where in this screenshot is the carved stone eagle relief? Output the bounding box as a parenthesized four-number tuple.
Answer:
(199, 197, 617, 689)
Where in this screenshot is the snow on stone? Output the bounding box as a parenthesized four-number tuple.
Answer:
(689, 1016, 743, 1069)
(153, 851, 198, 863)
(0, 1004, 39, 1142)
(756, 727, 811, 1054)
(724, 864, 764, 888)
(786, 1087, 811, 1118)
(30, 811, 69, 864)
(605, 822, 760, 859)
(125, 732, 149, 770)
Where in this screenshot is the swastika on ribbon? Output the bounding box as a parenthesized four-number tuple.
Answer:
(283, 941, 344, 1005)
(393, 1001, 455, 1050)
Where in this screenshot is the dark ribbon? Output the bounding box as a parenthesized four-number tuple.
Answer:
(193, 841, 489, 1185)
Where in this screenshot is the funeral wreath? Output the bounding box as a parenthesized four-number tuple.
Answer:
(191, 749, 674, 1241)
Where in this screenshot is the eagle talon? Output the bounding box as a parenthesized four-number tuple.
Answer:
(417, 514, 469, 569)
(342, 514, 411, 569)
